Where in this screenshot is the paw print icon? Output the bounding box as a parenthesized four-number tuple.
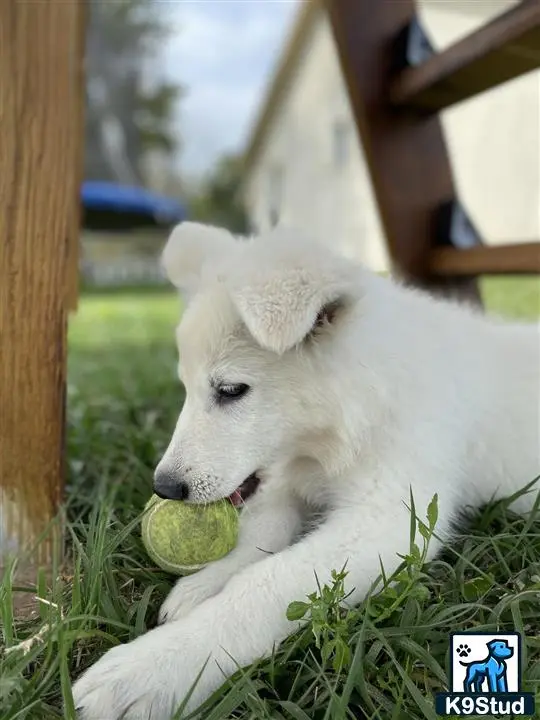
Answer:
(456, 644, 471, 658)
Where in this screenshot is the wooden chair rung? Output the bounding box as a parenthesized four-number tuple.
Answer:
(390, 0, 540, 113)
(429, 242, 540, 276)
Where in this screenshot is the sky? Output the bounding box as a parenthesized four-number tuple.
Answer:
(161, 0, 301, 179)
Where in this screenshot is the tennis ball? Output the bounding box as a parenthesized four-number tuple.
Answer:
(141, 494, 238, 575)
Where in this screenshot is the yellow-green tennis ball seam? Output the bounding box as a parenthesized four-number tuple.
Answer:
(141, 495, 238, 576)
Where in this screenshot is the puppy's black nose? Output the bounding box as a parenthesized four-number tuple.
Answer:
(153, 470, 190, 501)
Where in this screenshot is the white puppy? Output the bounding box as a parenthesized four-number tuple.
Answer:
(74, 223, 539, 719)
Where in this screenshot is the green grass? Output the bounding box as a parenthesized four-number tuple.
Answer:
(481, 276, 540, 321)
(1, 278, 539, 720)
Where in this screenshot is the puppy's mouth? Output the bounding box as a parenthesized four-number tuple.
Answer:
(227, 473, 261, 507)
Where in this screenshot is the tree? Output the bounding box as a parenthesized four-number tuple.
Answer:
(85, 0, 182, 184)
(189, 154, 249, 234)
(136, 84, 182, 155)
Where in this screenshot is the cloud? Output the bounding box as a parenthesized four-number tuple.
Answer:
(161, 1, 301, 177)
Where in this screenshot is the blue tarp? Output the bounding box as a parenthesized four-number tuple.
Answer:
(81, 181, 186, 226)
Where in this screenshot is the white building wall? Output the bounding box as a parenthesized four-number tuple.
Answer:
(245, 11, 389, 271)
(245, 2, 540, 273)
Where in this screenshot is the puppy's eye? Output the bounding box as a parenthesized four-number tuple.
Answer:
(216, 383, 250, 402)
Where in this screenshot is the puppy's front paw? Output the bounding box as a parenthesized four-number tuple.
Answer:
(73, 607, 242, 720)
(73, 632, 181, 720)
(158, 563, 230, 624)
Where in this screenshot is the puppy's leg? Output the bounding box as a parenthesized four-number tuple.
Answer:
(74, 477, 454, 720)
(159, 486, 302, 623)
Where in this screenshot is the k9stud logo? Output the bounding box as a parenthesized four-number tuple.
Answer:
(434, 632, 535, 716)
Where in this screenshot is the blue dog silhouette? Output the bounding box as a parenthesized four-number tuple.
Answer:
(460, 639, 514, 693)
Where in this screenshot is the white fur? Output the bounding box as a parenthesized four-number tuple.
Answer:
(160, 221, 237, 299)
(74, 223, 540, 719)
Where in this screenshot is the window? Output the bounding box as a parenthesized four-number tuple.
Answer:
(332, 120, 349, 168)
(267, 165, 283, 227)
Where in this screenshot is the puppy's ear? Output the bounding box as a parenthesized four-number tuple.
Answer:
(226, 236, 353, 354)
(161, 222, 236, 298)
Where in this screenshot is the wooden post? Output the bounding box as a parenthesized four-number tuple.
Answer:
(327, 0, 482, 303)
(0, 0, 85, 580)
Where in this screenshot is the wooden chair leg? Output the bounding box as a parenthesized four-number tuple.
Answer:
(0, 0, 85, 607)
(327, 0, 482, 305)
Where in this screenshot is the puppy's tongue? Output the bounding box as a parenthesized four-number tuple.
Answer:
(228, 490, 243, 507)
